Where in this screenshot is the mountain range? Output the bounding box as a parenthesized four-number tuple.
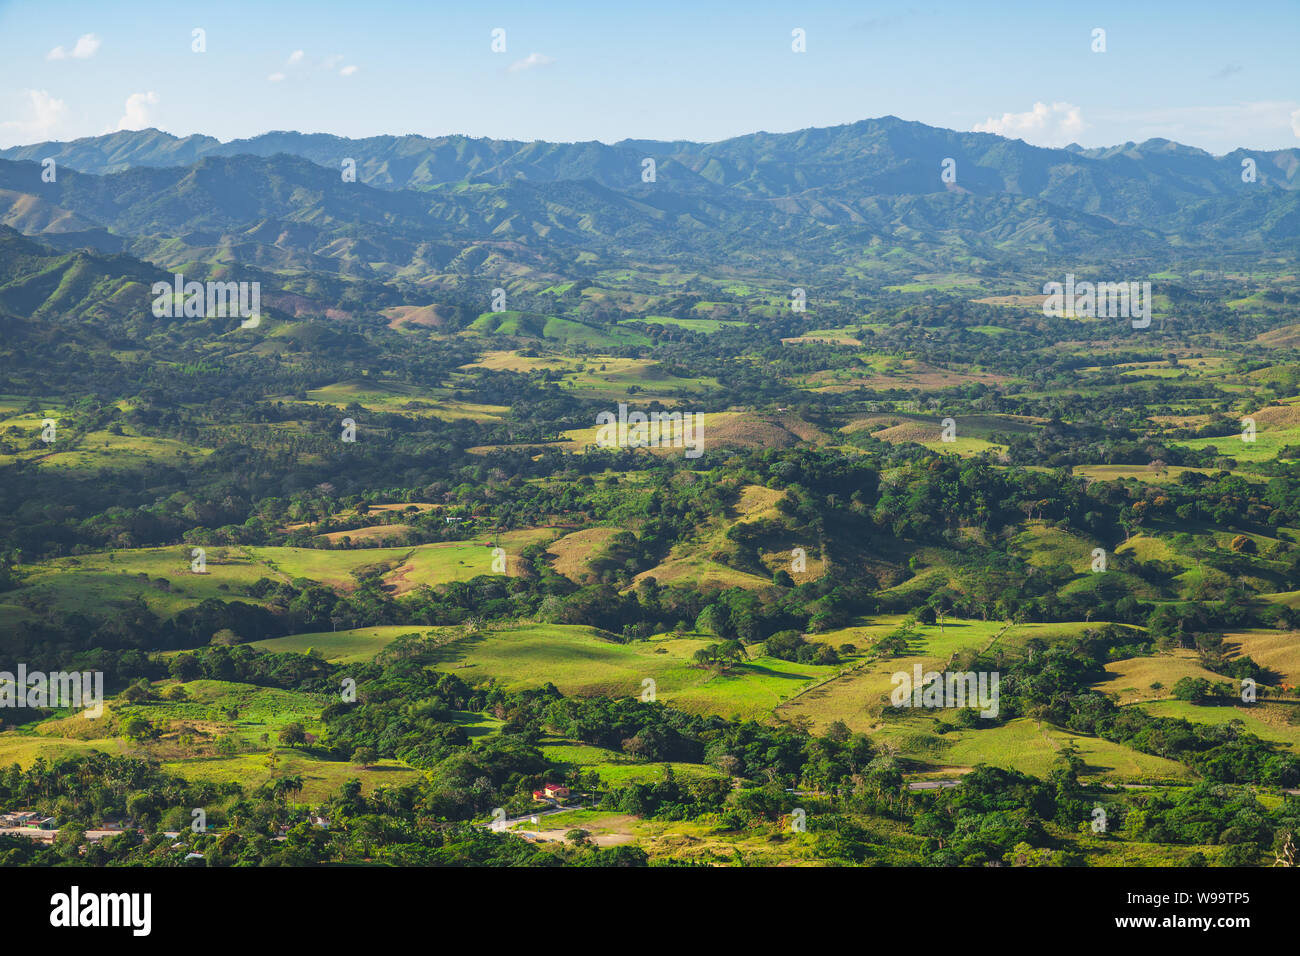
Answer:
(0, 116, 1297, 288)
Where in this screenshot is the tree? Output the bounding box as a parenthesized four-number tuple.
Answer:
(1171, 677, 1214, 703)
(122, 679, 155, 704)
(279, 722, 307, 748)
(122, 716, 153, 740)
(695, 604, 729, 638)
(718, 640, 747, 669)
(168, 653, 202, 682)
(352, 745, 378, 769)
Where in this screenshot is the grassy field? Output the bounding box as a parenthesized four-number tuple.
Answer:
(466, 311, 652, 348)
(540, 738, 726, 787)
(778, 618, 1135, 734)
(1172, 403, 1300, 463)
(460, 351, 714, 401)
(0, 405, 215, 473)
(300, 378, 508, 422)
(0, 734, 122, 765)
(0, 678, 419, 801)
(1136, 699, 1300, 750)
(545, 527, 622, 583)
(37, 429, 212, 472)
(1095, 651, 1229, 705)
(11, 546, 275, 620)
(9, 533, 552, 623)
(427, 624, 838, 721)
(621, 315, 746, 333)
(250, 625, 442, 662)
(1009, 521, 1101, 571)
(629, 482, 813, 591)
(873, 716, 1191, 781)
(775, 618, 1014, 733)
(1222, 629, 1300, 686)
(161, 751, 419, 802)
(842, 412, 1034, 457)
(504, 808, 927, 865)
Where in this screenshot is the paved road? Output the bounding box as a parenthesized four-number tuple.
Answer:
(487, 801, 584, 832)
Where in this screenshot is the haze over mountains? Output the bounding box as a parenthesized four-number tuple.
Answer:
(0, 116, 1297, 291)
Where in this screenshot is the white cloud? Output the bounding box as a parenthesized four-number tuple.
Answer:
(287, 49, 304, 65)
(1292, 108, 1300, 138)
(0, 89, 68, 147)
(109, 91, 159, 132)
(268, 72, 286, 82)
(974, 101, 1085, 147)
(339, 64, 358, 76)
(507, 52, 555, 73)
(47, 33, 101, 60)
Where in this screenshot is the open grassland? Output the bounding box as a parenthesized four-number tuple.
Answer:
(0, 734, 121, 765)
(465, 311, 652, 348)
(539, 738, 726, 787)
(0, 423, 212, 472)
(1009, 522, 1101, 571)
(875, 716, 1191, 781)
(780, 328, 864, 346)
(427, 624, 837, 721)
(120, 679, 327, 748)
(377, 528, 556, 593)
(1173, 403, 1300, 463)
(629, 483, 796, 591)
(779, 618, 1131, 733)
(844, 412, 1036, 457)
(300, 378, 509, 421)
(776, 618, 1014, 732)
(11, 546, 275, 620)
(316, 524, 416, 545)
(249, 528, 553, 590)
(633, 813, 923, 866)
(250, 625, 444, 662)
(1222, 629, 1300, 686)
(467, 410, 824, 457)
(621, 315, 746, 333)
(508, 810, 928, 865)
(0, 679, 415, 801)
(631, 549, 773, 591)
(507, 804, 927, 866)
(545, 527, 622, 583)
(1116, 533, 1194, 567)
(1136, 699, 1300, 750)
(160, 751, 419, 802)
(461, 350, 716, 400)
(9, 530, 555, 625)
(1096, 650, 1242, 704)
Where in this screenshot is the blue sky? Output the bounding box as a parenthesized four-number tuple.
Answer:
(1, 0, 1297, 152)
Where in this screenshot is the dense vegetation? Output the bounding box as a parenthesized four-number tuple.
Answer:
(2, 121, 1300, 867)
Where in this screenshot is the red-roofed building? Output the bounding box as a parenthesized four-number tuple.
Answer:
(532, 784, 570, 801)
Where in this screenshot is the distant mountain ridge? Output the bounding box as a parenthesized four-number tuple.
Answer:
(5, 117, 1297, 201)
(0, 117, 1297, 283)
